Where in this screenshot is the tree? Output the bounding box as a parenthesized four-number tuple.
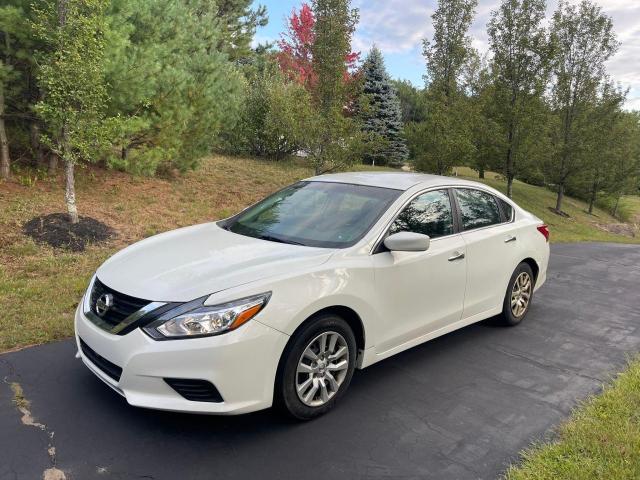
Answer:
(0, 61, 10, 179)
(103, 0, 243, 174)
(1, 2, 44, 177)
(423, 0, 477, 98)
(358, 47, 407, 167)
(392, 80, 426, 124)
(488, 0, 549, 198)
(580, 82, 626, 214)
(412, 0, 478, 175)
(277, 2, 359, 92)
(308, 0, 361, 175)
(224, 60, 315, 160)
(31, 0, 109, 223)
(548, 0, 618, 214)
(214, 0, 268, 62)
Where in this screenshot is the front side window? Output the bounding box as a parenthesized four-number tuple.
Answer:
(223, 181, 401, 248)
(455, 188, 502, 231)
(389, 189, 453, 238)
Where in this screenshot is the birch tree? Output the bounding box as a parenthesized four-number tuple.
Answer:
(31, 0, 108, 223)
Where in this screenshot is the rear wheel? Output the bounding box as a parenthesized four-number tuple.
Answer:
(500, 263, 534, 326)
(275, 314, 356, 420)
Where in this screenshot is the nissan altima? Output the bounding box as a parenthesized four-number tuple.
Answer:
(75, 172, 550, 419)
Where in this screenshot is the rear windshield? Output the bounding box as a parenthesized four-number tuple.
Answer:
(222, 181, 401, 248)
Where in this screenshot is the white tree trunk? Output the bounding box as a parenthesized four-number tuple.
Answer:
(62, 125, 79, 224)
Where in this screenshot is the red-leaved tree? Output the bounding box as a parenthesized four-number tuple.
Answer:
(277, 3, 359, 91)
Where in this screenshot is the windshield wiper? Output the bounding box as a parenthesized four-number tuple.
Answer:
(258, 234, 305, 246)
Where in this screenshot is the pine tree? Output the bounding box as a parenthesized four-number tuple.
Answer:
(359, 47, 407, 167)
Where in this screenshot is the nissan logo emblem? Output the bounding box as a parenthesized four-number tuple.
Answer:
(95, 293, 114, 317)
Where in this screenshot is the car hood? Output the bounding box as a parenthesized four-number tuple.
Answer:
(96, 223, 334, 302)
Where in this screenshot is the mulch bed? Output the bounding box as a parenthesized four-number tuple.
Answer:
(23, 213, 115, 252)
(548, 206, 571, 218)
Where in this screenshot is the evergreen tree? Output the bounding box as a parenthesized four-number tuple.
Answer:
(103, 0, 243, 174)
(359, 47, 407, 167)
(214, 0, 268, 62)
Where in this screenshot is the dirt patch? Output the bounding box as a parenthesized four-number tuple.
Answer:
(548, 206, 571, 218)
(23, 213, 115, 252)
(595, 223, 638, 238)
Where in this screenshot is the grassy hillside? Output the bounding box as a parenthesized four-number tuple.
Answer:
(0, 155, 638, 351)
(454, 166, 639, 244)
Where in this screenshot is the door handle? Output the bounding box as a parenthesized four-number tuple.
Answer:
(504, 235, 517, 243)
(448, 251, 465, 261)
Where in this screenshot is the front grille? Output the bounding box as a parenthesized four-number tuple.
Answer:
(164, 378, 224, 403)
(79, 338, 123, 382)
(90, 278, 150, 328)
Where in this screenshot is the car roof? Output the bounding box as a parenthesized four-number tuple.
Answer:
(305, 171, 487, 192)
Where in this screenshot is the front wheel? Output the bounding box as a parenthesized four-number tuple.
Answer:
(275, 314, 356, 420)
(500, 262, 535, 326)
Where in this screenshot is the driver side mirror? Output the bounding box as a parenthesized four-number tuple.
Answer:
(383, 232, 431, 252)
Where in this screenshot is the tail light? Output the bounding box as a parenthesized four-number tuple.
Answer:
(537, 224, 550, 242)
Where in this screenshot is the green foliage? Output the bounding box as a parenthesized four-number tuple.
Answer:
(309, 0, 361, 175)
(547, 0, 619, 212)
(103, 0, 245, 175)
(411, 0, 478, 175)
(358, 47, 408, 167)
(392, 80, 427, 124)
(487, 0, 550, 197)
(31, 0, 109, 165)
(224, 61, 316, 160)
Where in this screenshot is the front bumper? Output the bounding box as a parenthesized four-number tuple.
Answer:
(74, 304, 289, 414)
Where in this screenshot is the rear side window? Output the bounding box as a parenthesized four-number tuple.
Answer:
(389, 189, 453, 239)
(455, 188, 502, 231)
(497, 198, 514, 222)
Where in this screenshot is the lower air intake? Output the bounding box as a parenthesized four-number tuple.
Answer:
(163, 378, 224, 403)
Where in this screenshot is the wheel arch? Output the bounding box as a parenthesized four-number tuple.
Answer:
(520, 257, 540, 283)
(274, 305, 366, 400)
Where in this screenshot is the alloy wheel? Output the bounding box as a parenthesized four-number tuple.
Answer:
(511, 271, 532, 317)
(295, 331, 349, 407)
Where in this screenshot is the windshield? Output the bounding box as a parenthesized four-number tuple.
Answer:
(222, 181, 402, 248)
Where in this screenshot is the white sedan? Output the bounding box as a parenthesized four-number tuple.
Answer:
(75, 172, 549, 419)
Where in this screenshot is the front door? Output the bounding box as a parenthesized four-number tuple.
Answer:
(372, 189, 467, 353)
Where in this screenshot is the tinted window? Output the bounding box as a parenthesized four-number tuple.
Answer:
(455, 188, 502, 230)
(389, 189, 453, 238)
(497, 198, 514, 221)
(224, 182, 401, 248)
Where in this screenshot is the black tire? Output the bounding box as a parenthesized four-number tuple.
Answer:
(499, 262, 535, 326)
(275, 313, 357, 420)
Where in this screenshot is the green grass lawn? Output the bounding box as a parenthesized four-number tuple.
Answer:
(504, 357, 640, 480)
(454, 166, 639, 244)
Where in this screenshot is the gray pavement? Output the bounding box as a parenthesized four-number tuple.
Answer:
(1, 242, 639, 480)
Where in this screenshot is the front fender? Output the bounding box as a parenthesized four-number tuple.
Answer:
(204, 256, 384, 351)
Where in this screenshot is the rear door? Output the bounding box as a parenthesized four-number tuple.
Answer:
(372, 189, 467, 352)
(453, 188, 520, 319)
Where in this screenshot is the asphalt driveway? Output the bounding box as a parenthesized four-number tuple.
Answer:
(2, 242, 640, 480)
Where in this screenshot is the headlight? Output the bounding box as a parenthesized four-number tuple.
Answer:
(145, 292, 271, 339)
